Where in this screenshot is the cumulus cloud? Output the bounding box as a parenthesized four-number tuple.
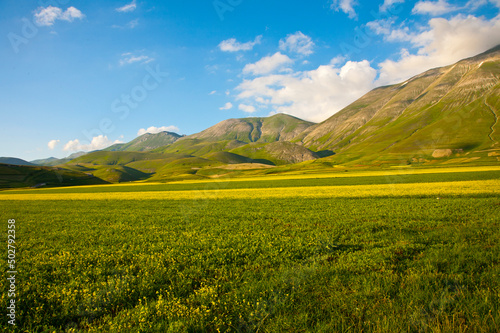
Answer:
(34, 6, 84, 26)
(380, 0, 405, 12)
(238, 104, 257, 113)
(63, 135, 123, 152)
(412, 0, 458, 15)
(331, 0, 358, 19)
(219, 35, 263, 52)
(219, 102, 233, 110)
(116, 0, 137, 13)
(377, 14, 500, 84)
(137, 126, 180, 136)
(48, 140, 60, 150)
(243, 52, 293, 76)
(119, 52, 154, 66)
(279, 32, 315, 56)
(237, 60, 378, 122)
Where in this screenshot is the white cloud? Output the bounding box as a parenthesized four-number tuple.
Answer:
(380, 0, 405, 12)
(238, 104, 257, 113)
(137, 126, 180, 136)
(237, 60, 377, 122)
(331, 0, 358, 19)
(279, 32, 315, 56)
(63, 135, 123, 152)
(116, 0, 137, 13)
(330, 56, 346, 66)
(367, 19, 414, 42)
(465, 0, 489, 10)
(412, 0, 458, 15)
(243, 52, 293, 76)
(60, 7, 85, 21)
(34, 6, 84, 26)
(209, 90, 217, 95)
(48, 140, 60, 150)
(378, 14, 500, 84)
(219, 102, 233, 110)
(219, 35, 262, 52)
(119, 53, 154, 66)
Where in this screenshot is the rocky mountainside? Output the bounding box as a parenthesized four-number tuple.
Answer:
(296, 45, 500, 163)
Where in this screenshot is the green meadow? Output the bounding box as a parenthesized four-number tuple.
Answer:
(1, 166, 499, 332)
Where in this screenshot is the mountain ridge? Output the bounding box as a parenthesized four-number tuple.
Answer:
(297, 44, 500, 164)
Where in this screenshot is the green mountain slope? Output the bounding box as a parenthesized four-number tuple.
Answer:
(299, 45, 500, 164)
(91, 165, 150, 183)
(69, 151, 168, 166)
(30, 157, 60, 166)
(155, 139, 247, 156)
(103, 131, 182, 152)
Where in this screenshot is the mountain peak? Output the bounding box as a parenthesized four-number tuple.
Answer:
(185, 113, 315, 143)
(103, 131, 182, 152)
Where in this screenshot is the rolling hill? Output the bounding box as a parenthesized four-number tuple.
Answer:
(30, 152, 88, 166)
(0, 157, 35, 166)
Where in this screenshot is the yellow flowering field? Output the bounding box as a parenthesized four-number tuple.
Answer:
(0, 179, 499, 201)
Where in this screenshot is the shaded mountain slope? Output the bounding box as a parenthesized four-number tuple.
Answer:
(0, 164, 108, 189)
(230, 141, 320, 165)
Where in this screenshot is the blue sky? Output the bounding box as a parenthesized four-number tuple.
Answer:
(1, 0, 500, 160)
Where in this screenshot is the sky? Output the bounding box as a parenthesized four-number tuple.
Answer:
(1, 0, 500, 161)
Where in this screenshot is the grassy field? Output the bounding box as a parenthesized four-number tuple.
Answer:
(1, 166, 499, 332)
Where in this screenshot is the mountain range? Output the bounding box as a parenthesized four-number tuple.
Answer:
(1, 46, 499, 187)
